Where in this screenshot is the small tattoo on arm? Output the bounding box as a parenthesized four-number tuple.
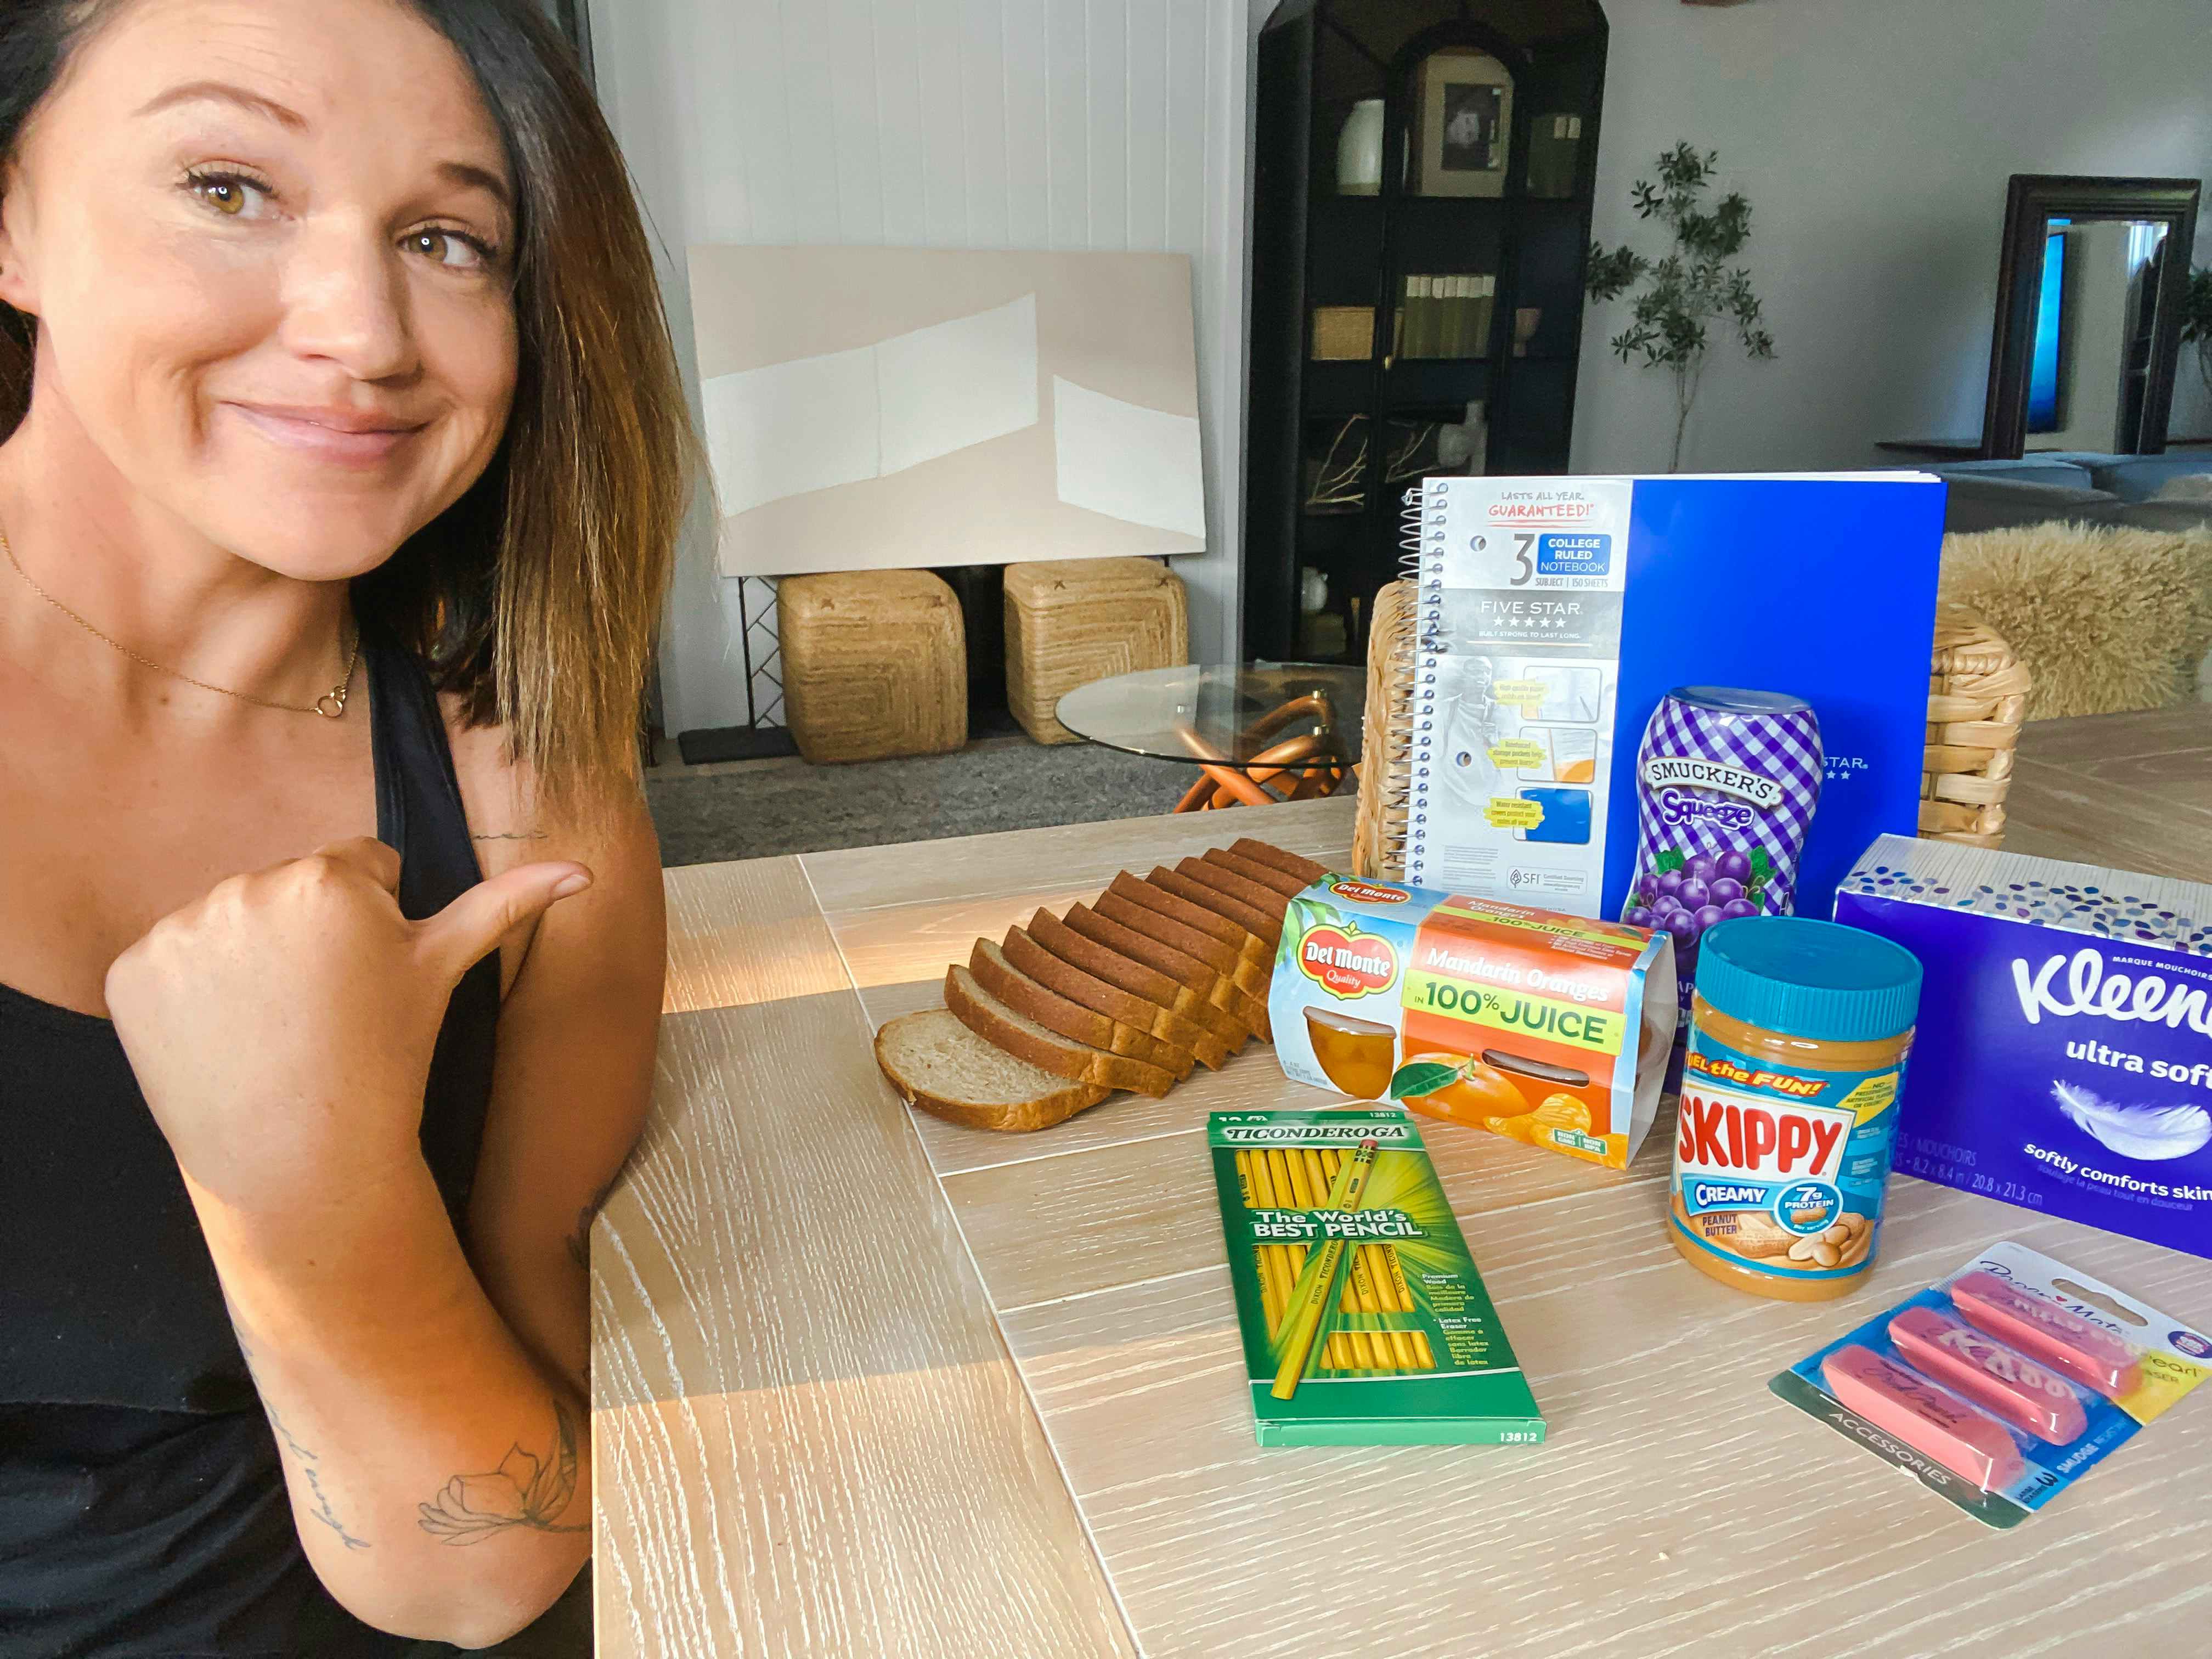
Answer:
(417, 1395, 589, 1545)
(471, 829, 550, 842)
(263, 1397, 374, 1553)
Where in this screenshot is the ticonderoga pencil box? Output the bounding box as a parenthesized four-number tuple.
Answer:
(1209, 1107, 1544, 1447)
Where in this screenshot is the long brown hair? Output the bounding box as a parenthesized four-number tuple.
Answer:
(0, 0, 696, 814)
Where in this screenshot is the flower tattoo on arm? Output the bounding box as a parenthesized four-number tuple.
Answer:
(417, 1394, 589, 1544)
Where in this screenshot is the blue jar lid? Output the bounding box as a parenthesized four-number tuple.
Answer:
(1695, 916, 1921, 1042)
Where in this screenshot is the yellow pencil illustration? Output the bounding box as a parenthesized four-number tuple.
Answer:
(1269, 1140, 1379, 1400)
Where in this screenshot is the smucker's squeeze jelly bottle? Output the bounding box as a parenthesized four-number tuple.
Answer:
(1669, 916, 1922, 1302)
(1622, 687, 1823, 1017)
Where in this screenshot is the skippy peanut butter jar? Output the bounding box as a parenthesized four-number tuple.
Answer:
(1271, 876, 1678, 1170)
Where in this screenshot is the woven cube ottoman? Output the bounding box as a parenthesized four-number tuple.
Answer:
(777, 569, 967, 764)
(1003, 558, 1189, 744)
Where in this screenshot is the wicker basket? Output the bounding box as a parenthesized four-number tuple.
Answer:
(778, 569, 967, 764)
(1351, 582, 2029, 879)
(1004, 558, 1188, 744)
(1921, 601, 2031, 846)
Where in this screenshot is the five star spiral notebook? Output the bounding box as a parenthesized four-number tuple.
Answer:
(1210, 1106, 1543, 1446)
(1398, 473, 1945, 921)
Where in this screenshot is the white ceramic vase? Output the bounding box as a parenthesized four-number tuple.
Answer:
(1336, 99, 1385, 196)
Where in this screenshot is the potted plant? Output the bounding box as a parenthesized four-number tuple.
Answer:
(1586, 143, 1775, 471)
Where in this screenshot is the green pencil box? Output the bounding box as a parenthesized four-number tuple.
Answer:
(1209, 1107, 1545, 1447)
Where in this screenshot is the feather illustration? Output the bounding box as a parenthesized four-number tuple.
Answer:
(2052, 1081, 2212, 1162)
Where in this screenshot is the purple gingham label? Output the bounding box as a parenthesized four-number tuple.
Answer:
(1631, 692, 1823, 921)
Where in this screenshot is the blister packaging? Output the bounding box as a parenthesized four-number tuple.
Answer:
(1770, 1242, 2210, 1526)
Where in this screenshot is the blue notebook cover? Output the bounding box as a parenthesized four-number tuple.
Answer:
(1402, 473, 1945, 922)
(1606, 477, 1946, 918)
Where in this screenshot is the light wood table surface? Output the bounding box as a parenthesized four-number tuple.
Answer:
(594, 709, 2212, 1658)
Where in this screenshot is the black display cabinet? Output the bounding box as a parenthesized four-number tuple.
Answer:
(1243, 0, 1607, 664)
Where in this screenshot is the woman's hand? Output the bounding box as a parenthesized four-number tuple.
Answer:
(105, 839, 591, 1223)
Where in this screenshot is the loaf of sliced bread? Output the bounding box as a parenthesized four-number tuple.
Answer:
(1203, 846, 1310, 900)
(1095, 886, 1269, 1000)
(1003, 924, 1232, 1070)
(1148, 865, 1283, 952)
(1229, 839, 1327, 887)
(1025, 907, 1249, 1051)
(1109, 871, 1271, 971)
(874, 1008, 1110, 1132)
(1167, 858, 1291, 946)
(946, 965, 1176, 1098)
(969, 939, 1194, 1080)
(1062, 902, 1268, 1036)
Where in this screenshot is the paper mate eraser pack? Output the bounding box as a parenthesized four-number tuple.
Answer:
(1771, 1241, 2211, 1526)
(1209, 1106, 1543, 1447)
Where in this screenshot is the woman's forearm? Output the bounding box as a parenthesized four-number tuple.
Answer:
(189, 1149, 591, 1648)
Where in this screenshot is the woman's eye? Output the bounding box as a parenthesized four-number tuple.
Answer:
(187, 171, 269, 218)
(407, 229, 492, 272)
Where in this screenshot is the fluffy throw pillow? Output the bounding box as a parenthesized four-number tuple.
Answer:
(1939, 521, 2212, 719)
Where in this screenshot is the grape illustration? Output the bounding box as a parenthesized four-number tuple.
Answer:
(1651, 894, 1683, 918)
(1655, 870, 1685, 898)
(1678, 877, 1711, 910)
(1625, 905, 1654, 928)
(1694, 904, 1725, 930)
(1663, 910, 1698, 945)
(1720, 897, 1757, 919)
(1717, 849, 1752, 882)
(1686, 853, 1718, 883)
(1708, 876, 1743, 906)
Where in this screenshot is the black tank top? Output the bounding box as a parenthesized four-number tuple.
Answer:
(0, 635, 503, 1656)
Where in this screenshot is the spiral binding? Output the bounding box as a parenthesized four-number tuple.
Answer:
(1404, 484, 1448, 884)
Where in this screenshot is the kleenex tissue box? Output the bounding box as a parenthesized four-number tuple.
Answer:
(1835, 836, 2212, 1261)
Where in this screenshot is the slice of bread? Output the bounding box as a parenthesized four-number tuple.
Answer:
(1062, 902, 1268, 1037)
(1096, 886, 1269, 1000)
(946, 965, 1176, 1099)
(1193, 853, 1297, 929)
(1204, 846, 1310, 900)
(970, 939, 1194, 1080)
(1003, 924, 1232, 1070)
(1230, 839, 1328, 887)
(1109, 871, 1271, 971)
(1150, 864, 1283, 948)
(1026, 907, 1249, 1052)
(875, 1008, 1110, 1132)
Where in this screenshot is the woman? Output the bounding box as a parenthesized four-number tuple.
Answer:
(0, 0, 692, 1650)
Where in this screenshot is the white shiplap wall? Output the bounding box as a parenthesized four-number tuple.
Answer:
(591, 0, 1254, 735)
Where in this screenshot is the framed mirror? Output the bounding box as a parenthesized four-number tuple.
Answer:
(1982, 174, 2200, 459)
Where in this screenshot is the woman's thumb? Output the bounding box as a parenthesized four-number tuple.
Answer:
(417, 862, 592, 983)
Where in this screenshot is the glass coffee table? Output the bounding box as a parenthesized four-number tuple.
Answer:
(1055, 662, 1366, 811)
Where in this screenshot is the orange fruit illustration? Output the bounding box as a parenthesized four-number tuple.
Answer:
(1401, 1051, 1533, 1126)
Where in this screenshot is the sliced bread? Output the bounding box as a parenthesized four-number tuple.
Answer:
(1150, 864, 1283, 948)
(1025, 907, 1250, 1052)
(1062, 902, 1269, 1037)
(1230, 839, 1328, 887)
(970, 939, 1195, 1080)
(1203, 846, 1310, 900)
(1110, 871, 1271, 971)
(1096, 885, 1269, 1000)
(1003, 924, 1232, 1070)
(945, 965, 1176, 1099)
(1192, 853, 1297, 929)
(875, 1008, 1110, 1133)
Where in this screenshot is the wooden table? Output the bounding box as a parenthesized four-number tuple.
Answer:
(592, 708, 2212, 1658)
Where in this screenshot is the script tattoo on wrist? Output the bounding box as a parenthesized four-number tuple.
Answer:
(417, 1395, 588, 1544)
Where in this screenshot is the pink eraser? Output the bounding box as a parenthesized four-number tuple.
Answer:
(1821, 1344, 2028, 1491)
(1888, 1305, 2089, 1445)
(1949, 1271, 2141, 1400)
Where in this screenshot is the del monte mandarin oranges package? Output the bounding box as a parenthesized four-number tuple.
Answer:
(1272, 874, 1678, 1169)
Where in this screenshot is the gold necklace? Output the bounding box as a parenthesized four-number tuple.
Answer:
(0, 520, 359, 718)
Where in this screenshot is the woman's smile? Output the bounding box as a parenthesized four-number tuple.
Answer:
(223, 399, 429, 469)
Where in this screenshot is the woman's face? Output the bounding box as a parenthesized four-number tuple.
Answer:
(0, 0, 519, 581)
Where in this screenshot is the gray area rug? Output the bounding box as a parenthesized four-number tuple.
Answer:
(646, 739, 1193, 866)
